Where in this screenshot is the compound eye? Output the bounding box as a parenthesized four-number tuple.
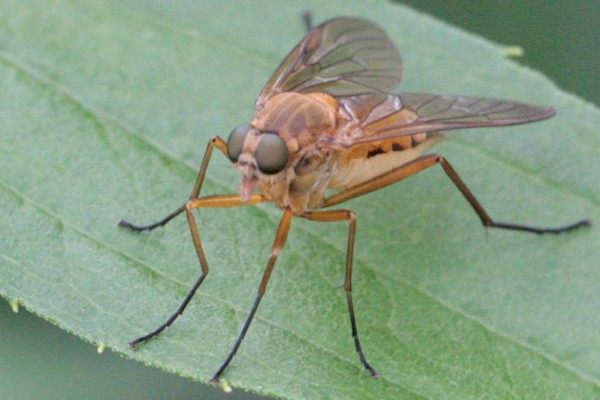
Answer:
(255, 133, 289, 175)
(227, 124, 251, 162)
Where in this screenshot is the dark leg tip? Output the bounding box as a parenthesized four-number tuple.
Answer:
(557, 218, 592, 234)
(302, 11, 313, 31)
(118, 219, 148, 232)
(118, 217, 172, 232)
(365, 365, 379, 378)
(118, 219, 134, 229)
(128, 340, 139, 349)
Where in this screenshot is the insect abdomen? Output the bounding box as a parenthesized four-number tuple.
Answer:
(329, 132, 443, 189)
(365, 131, 441, 158)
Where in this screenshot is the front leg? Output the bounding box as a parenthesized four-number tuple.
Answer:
(119, 136, 230, 232)
(129, 193, 269, 348)
(211, 208, 294, 384)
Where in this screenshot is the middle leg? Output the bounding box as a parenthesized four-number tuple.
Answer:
(301, 209, 378, 377)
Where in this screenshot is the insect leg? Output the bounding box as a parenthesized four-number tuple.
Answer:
(302, 11, 313, 31)
(211, 209, 294, 384)
(118, 136, 230, 232)
(323, 153, 590, 234)
(129, 193, 268, 348)
(437, 156, 590, 233)
(302, 209, 378, 377)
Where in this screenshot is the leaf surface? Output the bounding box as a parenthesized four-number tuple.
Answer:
(1, 1, 599, 399)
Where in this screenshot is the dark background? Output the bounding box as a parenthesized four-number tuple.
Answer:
(1, 2, 597, 399)
(398, 0, 599, 107)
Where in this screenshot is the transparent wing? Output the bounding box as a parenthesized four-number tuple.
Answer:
(257, 17, 402, 105)
(339, 93, 556, 145)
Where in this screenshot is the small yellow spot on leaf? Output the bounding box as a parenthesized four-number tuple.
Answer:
(218, 379, 232, 393)
(504, 45, 524, 58)
(97, 343, 107, 354)
(9, 299, 19, 313)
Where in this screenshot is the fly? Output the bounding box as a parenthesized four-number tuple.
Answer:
(119, 16, 590, 384)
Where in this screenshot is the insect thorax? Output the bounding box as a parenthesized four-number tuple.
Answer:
(251, 92, 338, 214)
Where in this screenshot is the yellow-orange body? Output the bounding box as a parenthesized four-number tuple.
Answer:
(240, 91, 441, 214)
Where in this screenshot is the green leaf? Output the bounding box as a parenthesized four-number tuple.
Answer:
(1, 1, 599, 399)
